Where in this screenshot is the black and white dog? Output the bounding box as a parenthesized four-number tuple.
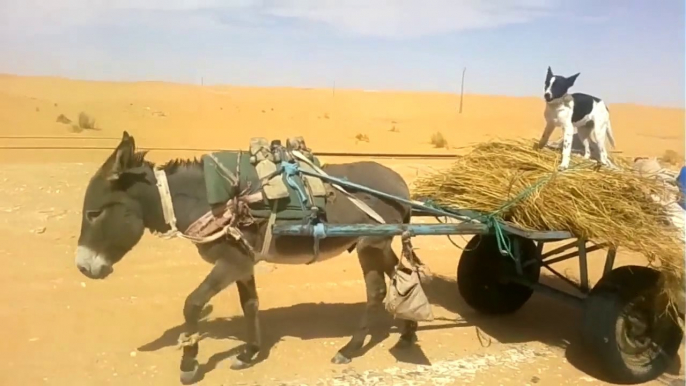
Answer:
(538, 66, 616, 170)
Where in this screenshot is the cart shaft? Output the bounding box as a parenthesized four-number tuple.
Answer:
(271, 223, 489, 237)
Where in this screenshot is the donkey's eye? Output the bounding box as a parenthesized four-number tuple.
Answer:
(85, 209, 104, 223)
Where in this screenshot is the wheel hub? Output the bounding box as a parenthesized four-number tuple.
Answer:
(618, 300, 657, 358)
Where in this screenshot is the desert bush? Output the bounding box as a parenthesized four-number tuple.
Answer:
(355, 133, 370, 143)
(78, 112, 96, 130)
(430, 132, 448, 148)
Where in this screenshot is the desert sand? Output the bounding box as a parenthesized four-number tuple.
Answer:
(0, 74, 683, 386)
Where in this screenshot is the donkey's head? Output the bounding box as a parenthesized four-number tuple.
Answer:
(75, 131, 152, 279)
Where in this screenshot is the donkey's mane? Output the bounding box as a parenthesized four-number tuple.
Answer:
(135, 151, 204, 174)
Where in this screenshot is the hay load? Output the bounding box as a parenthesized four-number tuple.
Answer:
(411, 138, 685, 308)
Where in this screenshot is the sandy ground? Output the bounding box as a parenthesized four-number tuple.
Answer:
(0, 74, 684, 386)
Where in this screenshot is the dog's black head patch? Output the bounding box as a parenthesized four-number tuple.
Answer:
(544, 66, 579, 102)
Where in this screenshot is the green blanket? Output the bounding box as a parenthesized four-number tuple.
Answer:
(201, 151, 327, 220)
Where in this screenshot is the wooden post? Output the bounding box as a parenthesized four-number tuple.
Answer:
(459, 67, 466, 114)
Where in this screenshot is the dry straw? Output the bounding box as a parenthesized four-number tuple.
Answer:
(411, 138, 684, 310)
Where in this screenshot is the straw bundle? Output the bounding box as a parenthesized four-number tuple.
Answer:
(411, 138, 684, 309)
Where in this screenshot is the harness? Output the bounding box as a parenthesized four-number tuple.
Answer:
(150, 145, 385, 263)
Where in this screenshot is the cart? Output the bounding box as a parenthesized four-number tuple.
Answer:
(271, 167, 684, 385)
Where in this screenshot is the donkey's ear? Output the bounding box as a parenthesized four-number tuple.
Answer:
(104, 131, 136, 181)
(567, 72, 580, 86)
(546, 66, 553, 82)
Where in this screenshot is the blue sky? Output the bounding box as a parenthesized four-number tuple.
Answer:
(0, 0, 684, 107)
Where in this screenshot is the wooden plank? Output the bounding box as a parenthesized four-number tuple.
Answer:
(603, 248, 617, 275)
(498, 223, 573, 241)
(543, 242, 607, 266)
(541, 240, 582, 259)
(411, 207, 483, 220)
(411, 208, 574, 241)
(578, 240, 590, 293)
(272, 223, 489, 237)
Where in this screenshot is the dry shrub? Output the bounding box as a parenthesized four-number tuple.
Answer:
(430, 132, 448, 148)
(69, 124, 83, 133)
(355, 133, 369, 143)
(661, 149, 681, 165)
(411, 138, 684, 312)
(78, 112, 96, 130)
(55, 114, 71, 124)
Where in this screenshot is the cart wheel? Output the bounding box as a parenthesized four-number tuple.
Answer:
(582, 265, 684, 384)
(457, 234, 541, 315)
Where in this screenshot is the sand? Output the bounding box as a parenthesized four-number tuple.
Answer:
(0, 74, 683, 386)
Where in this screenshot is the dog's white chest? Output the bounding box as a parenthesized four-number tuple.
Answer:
(544, 101, 573, 126)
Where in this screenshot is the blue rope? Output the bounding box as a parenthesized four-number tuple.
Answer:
(280, 161, 310, 207)
(312, 223, 327, 239)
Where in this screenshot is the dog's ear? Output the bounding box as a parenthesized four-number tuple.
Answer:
(546, 66, 553, 82)
(567, 72, 580, 87)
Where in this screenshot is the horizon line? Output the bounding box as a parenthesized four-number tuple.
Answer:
(1, 72, 683, 111)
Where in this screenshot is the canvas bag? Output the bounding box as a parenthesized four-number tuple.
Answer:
(384, 249, 434, 322)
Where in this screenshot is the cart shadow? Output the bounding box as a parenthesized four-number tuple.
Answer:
(423, 273, 684, 384)
(138, 301, 464, 379)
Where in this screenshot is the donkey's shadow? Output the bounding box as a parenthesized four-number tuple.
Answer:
(137, 273, 685, 384)
(136, 273, 574, 379)
(138, 300, 462, 377)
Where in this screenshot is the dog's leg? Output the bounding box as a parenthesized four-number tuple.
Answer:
(577, 126, 592, 160)
(537, 122, 555, 150)
(558, 122, 574, 171)
(595, 120, 612, 167)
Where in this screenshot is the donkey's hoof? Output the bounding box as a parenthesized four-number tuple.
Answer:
(331, 352, 352, 365)
(230, 357, 252, 370)
(180, 360, 199, 385)
(395, 333, 418, 349)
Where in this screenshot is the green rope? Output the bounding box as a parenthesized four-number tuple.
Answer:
(478, 164, 584, 259)
(422, 163, 585, 260)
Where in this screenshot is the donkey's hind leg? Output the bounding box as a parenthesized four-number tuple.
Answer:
(231, 276, 262, 370)
(332, 237, 393, 364)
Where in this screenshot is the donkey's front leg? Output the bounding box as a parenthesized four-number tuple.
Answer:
(231, 276, 262, 370)
(180, 258, 241, 384)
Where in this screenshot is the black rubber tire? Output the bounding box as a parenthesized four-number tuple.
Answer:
(581, 265, 684, 384)
(457, 234, 541, 315)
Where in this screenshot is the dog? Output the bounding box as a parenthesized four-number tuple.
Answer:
(537, 66, 616, 170)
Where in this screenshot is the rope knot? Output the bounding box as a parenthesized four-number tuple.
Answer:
(177, 332, 202, 349)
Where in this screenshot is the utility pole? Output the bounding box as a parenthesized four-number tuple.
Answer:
(459, 67, 466, 114)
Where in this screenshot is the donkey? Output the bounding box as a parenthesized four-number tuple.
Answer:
(74, 131, 421, 384)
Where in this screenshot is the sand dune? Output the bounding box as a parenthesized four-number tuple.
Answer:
(0, 74, 683, 162)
